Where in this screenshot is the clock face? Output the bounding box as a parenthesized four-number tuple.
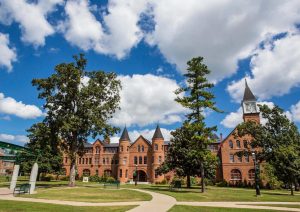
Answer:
(244, 102, 257, 113)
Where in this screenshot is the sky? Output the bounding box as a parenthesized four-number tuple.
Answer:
(0, 0, 300, 146)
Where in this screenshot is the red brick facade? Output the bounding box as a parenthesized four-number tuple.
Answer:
(63, 80, 260, 184)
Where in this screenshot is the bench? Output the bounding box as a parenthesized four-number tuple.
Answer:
(169, 180, 182, 191)
(13, 183, 31, 196)
(103, 181, 120, 189)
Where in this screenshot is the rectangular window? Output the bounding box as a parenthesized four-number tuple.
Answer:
(95, 158, 99, 165)
(123, 157, 127, 165)
(134, 156, 137, 165)
(158, 156, 162, 163)
(139, 156, 142, 164)
(237, 155, 242, 163)
(119, 169, 122, 178)
(103, 158, 105, 164)
(230, 154, 234, 163)
(89, 158, 92, 164)
(85, 158, 88, 164)
(144, 156, 147, 164)
(125, 169, 128, 178)
(79, 158, 81, 164)
(245, 154, 249, 163)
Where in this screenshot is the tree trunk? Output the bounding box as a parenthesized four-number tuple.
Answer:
(69, 159, 76, 187)
(187, 175, 191, 188)
(290, 182, 294, 196)
(200, 162, 205, 193)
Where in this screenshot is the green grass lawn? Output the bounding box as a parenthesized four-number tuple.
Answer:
(168, 205, 278, 212)
(143, 185, 300, 202)
(0, 200, 136, 212)
(25, 186, 152, 202)
(249, 204, 300, 209)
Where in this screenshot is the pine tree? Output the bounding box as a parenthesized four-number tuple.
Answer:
(174, 57, 221, 192)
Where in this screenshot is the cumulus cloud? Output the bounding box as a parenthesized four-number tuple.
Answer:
(0, 33, 17, 71)
(60, 0, 147, 59)
(110, 74, 186, 127)
(0, 133, 28, 144)
(221, 101, 275, 128)
(0, 93, 43, 119)
(228, 31, 300, 102)
(291, 101, 300, 123)
(110, 127, 173, 143)
(0, 0, 62, 46)
(146, 0, 300, 82)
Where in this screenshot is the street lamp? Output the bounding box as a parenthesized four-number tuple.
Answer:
(252, 152, 261, 196)
(135, 164, 138, 186)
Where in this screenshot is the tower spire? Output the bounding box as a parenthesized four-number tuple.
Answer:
(152, 124, 164, 140)
(120, 126, 130, 141)
(243, 79, 256, 102)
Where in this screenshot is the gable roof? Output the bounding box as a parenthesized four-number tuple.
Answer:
(130, 135, 152, 147)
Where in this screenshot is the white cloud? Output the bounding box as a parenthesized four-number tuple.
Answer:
(60, 0, 147, 59)
(291, 101, 300, 123)
(0, 0, 62, 46)
(221, 101, 275, 128)
(146, 0, 300, 82)
(228, 32, 300, 102)
(0, 134, 28, 144)
(110, 74, 186, 127)
(110, 127, 173, 143)
(0, 115, 11, 121)
(0, 33, 17, 71)
(0, 93, 43, 119)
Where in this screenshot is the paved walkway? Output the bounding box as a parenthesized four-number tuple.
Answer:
(1, 187, 300, 211)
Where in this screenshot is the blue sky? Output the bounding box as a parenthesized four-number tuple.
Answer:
(0, 0, 300, 146)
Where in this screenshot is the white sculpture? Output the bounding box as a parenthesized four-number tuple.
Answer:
(10, 164, 20, 191)
(29, 163, 38, 194)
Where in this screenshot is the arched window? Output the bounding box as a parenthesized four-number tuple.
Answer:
(154, 144, 158, 151)
(138, 145, 141, 152)
(134, 156, 137, 164)
(144, 156, 147, 164)
(230, 169, 242, 181)
(141, 145, 144, 152)
(229, 140, 233, 149)
(95, 146, 100, 154)
(119, 169, 122, 178)
(139, 156, 142, 164)
(243, 140, 248, 148)
(125, 169, 128, 178)
(236, 140, 241, 148)
(83, 169, 90, 176)
(248, 169, 255, 180)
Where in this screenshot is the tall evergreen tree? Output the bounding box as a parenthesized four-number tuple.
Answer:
(174, 57, 221, 192)
(236, 104, 300, 195)
(32, 54, 121, 186)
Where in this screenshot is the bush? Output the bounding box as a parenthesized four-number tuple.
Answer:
(106, 176, 116, 183)
(40, 174, 54, 181)
(89, 175, 101, 182)
(59, 175, 69, 181)
(216, 180, 228, 187)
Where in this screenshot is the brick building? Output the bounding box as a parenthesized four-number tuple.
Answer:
(63, 80, 260, 184)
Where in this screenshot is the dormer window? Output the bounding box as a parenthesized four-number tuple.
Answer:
(95, 146, 100, 154)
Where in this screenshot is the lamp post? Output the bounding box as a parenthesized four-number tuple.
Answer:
(252, 152, 261, 196)
(135, 164, 138, 186)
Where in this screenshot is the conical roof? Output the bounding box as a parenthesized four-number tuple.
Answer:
(243, 79, 256, 102)
(119, 127, 130, 141)
(152, 125, 164, 140)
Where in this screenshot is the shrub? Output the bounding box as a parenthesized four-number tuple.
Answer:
(106, 176, 116, 183)
(89, 175, 101, 182)
(216, 180, 228, 187)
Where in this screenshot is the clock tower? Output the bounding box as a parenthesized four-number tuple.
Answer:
(241, 79, 260, 124)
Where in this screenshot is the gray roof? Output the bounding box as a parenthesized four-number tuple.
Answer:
(243, 79, 256, 102)
(103, 143, 119, 148)
(83, 142, 93, 148)
(120, 127, 130, 141)
(164, 141, 170, 145)
(152, 125, 164, 140)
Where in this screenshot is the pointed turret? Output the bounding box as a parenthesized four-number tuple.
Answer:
(120, 127, 130, 141)
(152, 124, 164, 140)
(243, 79, 256, 102)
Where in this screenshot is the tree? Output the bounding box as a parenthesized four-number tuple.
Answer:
(16, 122, 63, 180)
(236, 104, 300, 195)
(174, 57, 221, 192)
(32, 54, 121, 186)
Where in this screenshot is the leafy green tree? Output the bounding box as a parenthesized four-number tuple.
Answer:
(236, 104, 300, 195)
(16, 122, 63, 180)
(174, 57, 221, 192)
(32, 54, 121, 186)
